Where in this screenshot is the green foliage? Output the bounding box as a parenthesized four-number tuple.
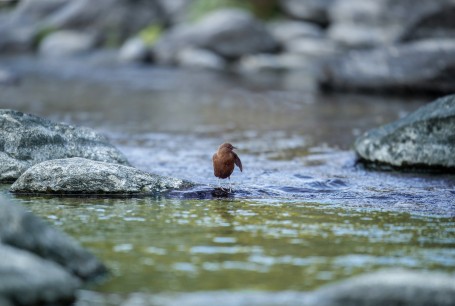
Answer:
(138, 24, 162, 46)
(188, 0, 253, 22)
(32, 26, 57, 50)
(189, 0, 280, 21)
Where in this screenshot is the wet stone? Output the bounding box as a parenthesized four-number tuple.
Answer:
(355, 94, 455, 170)
(0, 198, 107, 281)
(10, 157, 194, 195)
(0, 109, 130, 182)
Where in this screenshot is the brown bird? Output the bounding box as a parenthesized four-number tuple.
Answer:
(212, 143, 243, 191)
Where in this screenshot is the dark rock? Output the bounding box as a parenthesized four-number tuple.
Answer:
(320, 39, 455, 93)
(0, 109, 129, 182)
(0, 198, 107, 281)
(153, 9, 277, 64)
(38, 30, 95, 57)
(279, 0, 333, 25)
(328, 0, 455, 48)
(10, 157, 193, 195)
(312, 269, 455, 306)
(0, 243, 80, 306)
(354, 94, 455, 169)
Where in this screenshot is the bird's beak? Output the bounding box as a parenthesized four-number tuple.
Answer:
(232, 146, 238, 150)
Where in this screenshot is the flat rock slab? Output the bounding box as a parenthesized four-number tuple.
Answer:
(0, 109, 129, 182)
(355, 94, 455, 170)
(0, 243, 80, 306)
(10, 157, 193, 195)
(0, 198, 107, 281)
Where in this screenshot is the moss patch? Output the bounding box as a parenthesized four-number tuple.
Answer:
(139, 24, 162, 46)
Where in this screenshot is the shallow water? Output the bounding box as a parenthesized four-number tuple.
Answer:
(3, 188, 455, 294)
(1, 56, 454, 299)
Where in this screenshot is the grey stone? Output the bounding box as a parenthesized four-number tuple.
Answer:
(0, 0, 166, 53)
(194, 9, 277, 58)
(41, 0, 166, 45)
(157, 0, 192, 25)
(285, 38, 341, 58)
(176, 48, 226, 70)
(0, 243, 80, 306)
(153, 9, 277, 64)
(10, 157, 193, 195)
(118, 37, 149, 63)
(0, 109, 129, 182)
(279, 0, 334, 25)
(320, 39, 455, 93)
(76, 270, 455, 305)
(39, 30, 95, 57)
(0, 198, 107, 281)
(268, 20, 323, 45)
(328, 0, 455, 48)
(354, 94, 455, 169)
(313, 269, 455, 306)
(237, 53, 312, 72)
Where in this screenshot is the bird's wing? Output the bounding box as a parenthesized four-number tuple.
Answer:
(233, 153, 243, 172)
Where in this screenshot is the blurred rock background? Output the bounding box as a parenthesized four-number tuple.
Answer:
(1, 0, 455, 93)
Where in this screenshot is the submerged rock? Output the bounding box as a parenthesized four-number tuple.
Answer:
(320, 39, 455, 93)
(0, 198, 107, 281)
(0, 109, 129, 182)
(313, 269, 455, 306)
(0, 243, 80, 306)
(10, 157, 193, 195)
(76, 269, 455, 305)
(354, 94, 455, 169)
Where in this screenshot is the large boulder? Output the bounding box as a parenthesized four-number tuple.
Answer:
(10, 157, 193, 195)
(327, 0, 455, 48)
(320, 39, 455, 93)
(153, 9, 277, 64)
(0, 109, 129, 182)
(0, 198, 107, 281)
(354, 94, 455, 169)
(313, 269, 455, 306)
(0, 243, 80, 306)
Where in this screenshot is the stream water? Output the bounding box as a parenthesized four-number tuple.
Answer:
(1, 56, 454, 303)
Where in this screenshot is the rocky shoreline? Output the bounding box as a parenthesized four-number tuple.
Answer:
(1, 0, 455, 93)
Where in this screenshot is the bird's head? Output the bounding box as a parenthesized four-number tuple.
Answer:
(219, 142, 237, 151)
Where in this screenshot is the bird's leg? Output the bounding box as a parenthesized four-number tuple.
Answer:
(229, 177, 232, 192)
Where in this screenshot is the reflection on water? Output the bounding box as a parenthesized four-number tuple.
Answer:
(2, 190, 454, 293)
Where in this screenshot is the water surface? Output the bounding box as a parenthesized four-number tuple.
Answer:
(0, 56, 454, 300)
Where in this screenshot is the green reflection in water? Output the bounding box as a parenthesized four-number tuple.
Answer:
(3, 187, 455, 293)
